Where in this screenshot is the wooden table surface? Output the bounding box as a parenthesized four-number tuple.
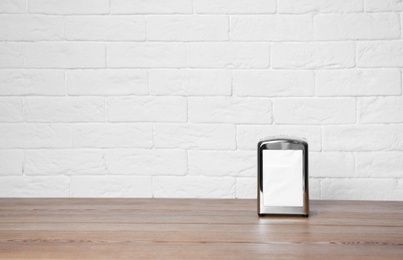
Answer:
(0, 199, 402, 259)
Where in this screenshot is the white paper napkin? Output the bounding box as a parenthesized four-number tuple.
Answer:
(263, 150, 303, 207)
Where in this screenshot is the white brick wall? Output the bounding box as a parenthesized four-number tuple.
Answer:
(0, 0, 402, 200)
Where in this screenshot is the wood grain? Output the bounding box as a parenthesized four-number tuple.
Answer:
(0, 199, 402, 259)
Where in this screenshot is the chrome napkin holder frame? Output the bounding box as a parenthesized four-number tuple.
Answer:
(257, 136, 309, 217)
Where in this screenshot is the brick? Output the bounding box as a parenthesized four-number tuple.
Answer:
(316, 69, 401, 96)
(278, 0, 363, 13)
(231, 15, 313, 41)
(107, 97, 186, 122)
(25, 149, 106, 175)
(188, 43, 270, 69)
(111, 0, 192, 14)
(310, 152, 355, 178)
(0, 176, 70, 197)
(357, 41, 403, 67)
(153, 176, 236, 198)
(154, 123, 236, 150)
(0, 70, 65, 96)
(0, 123, 71, 148)
(0, 0, 26, 13)
(25, 43, 105, 69)
(309, 178, 321, 200)
(323, 125, 403, 151)
(72, 123, 152, 148)
(356, 152, 403, 178)
(0, 97, 23, 122)
(29, 0, 109, 14)
(233, 70, 314, 97)
(107, 149, 187, 175)
(365, 0, 403, 12)
(148, 16, 228, 41)
(272, 43, 355, 69)
(149, 69, 231, 96)
(315, 14, 400, 40)
(189, 151, 255, 177)
(70, 176, 152, 197)
(0, 15, 63, 41)
(321, 178, 402, 200)
(194, 0, 276, 14)
(0, 150, 23, 176)
(273, 98, 356, 124)
(25, 97, 105, 122)
(0, 43, 23, 68)
(359, 97, 403, 123)
(236, 178, 256, 199)
(237, 125, 322, 151)
(65, 16, 146, 41)
(67, 69, 148, 96)
(108, 43, 186, 68)
(189, 97, 271, 124)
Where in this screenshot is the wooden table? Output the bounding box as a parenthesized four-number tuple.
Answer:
(0, 199, 402, 259)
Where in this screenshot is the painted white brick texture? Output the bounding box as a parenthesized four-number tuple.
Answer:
(236, 178, 256, 198)
(0, 97, 23, 122)
(278, 0, 363, 13)
(25, 149, 106, 175)
(358, 97, 403, 123)
(154, 123, 236, 150)
(70, 176, 152, 198)
(149, 70, 231, 96)
(106, 149, 187, 176)
(272, 43, 356, 69)
(356, 152, 403, 178)
(357, 41, 403, 67)
(0, 124, 71, 148)
(316, 69, 401, 96)
(321, 179, 403, 200)
(107, 97, 186, 122)
(0, 150, 23, 176)
(148, 16, 229, 41)
(72, 123, 153, 148)
(314, 14, 400, 40)
(365, 0, 403, 12)
(0, 70, 65, 96)
(29, 0, 110, 15)
(310, 152, 355, 178)
(153, 176, 236, 198)
(0, 43, 24, 68)
(25, 43, 106, 69)
(0, 0, 401, 200)
(188, 43, 270, 69)
(24, 97, 105, 122)
(194, 0, 276, 14)
(0, 15, 64, 41)
(0, 176, 70, 197)
(111, 0, 193, 14)
(189, 97, 272, 124)
(273, 98, 356, 124)
(233, 70, 315, 97)
(108, 43, 186, 68)
(0, 0, 26, 14)
(67, 70, 148, 96)
(65, 16, 146, 41)
(188, 151, 255, 177)
(231, 15, 313, 41)
(323, 125, 403, 151)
